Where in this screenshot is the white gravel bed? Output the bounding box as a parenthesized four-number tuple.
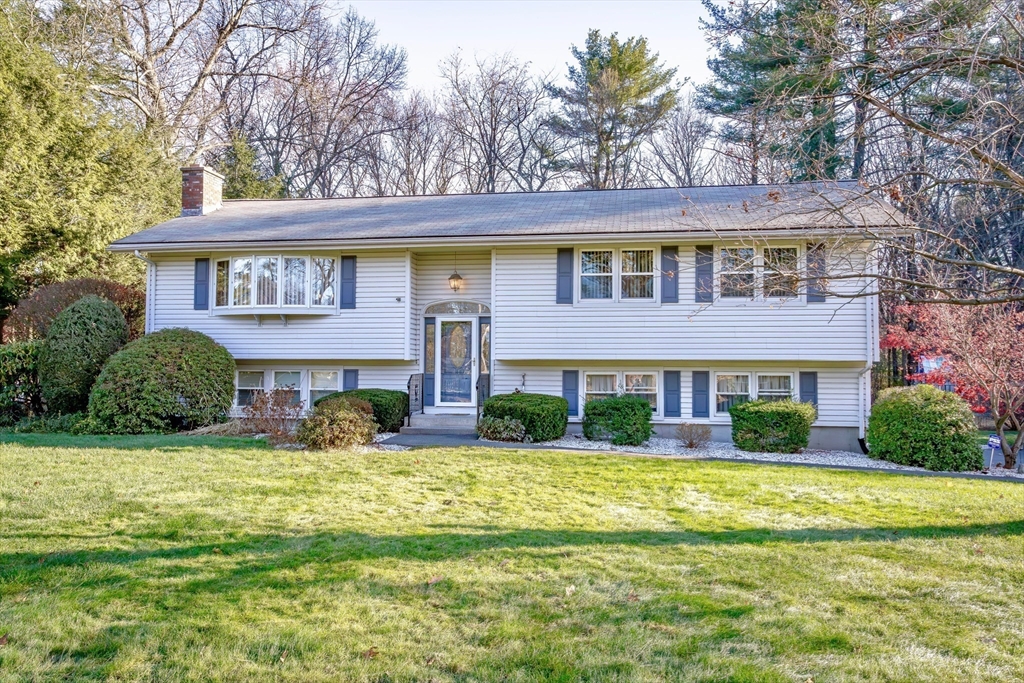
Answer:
(538, 434, 1024, 479)
(371, 432, 409, 451)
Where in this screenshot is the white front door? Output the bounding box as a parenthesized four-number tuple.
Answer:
(436, 317, 477, 407)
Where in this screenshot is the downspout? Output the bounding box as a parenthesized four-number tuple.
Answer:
(133, 250, 156, 334)
(858, 260, 879, 454)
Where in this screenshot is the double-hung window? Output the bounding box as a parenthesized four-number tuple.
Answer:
(214, 255, 337, 310)
(274, 371, 302, 405)
(757, 374, 793, 402)
(579, 248, 656, 301)
(585, 373, 618, 403)
(584, 371, 659, 412)
(719, 245, 803, 301)
(236, 371, 264, 407)
(715, 373, 750, 414)
(764, 248, 798, 298)
(309, 371, 340, 404)
(624, 373, 658, 409)
(720, 248, 755, 298)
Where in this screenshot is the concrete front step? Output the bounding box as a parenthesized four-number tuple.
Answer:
(401, 412, 478, 436)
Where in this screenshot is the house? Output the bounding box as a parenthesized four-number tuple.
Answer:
(109, 166, 907, 450)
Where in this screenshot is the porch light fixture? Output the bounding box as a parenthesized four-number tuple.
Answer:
(448, 253, 463, 292)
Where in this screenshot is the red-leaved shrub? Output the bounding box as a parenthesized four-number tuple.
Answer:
(5, 279, 145, 342)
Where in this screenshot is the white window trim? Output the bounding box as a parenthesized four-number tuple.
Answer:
(755, 372, 796, 401)
(715, 244, 805, 305)
(233, 367, 346, 412)
(213, 254, 337, 311)
(577, 246, 660, 304)
(581, 369, 661, 416)
(713, 371, 753, 417)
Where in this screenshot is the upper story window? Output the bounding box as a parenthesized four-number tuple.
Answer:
(214, 255, 336, 309)
(719, 245, 802, 301)
(580, 248, 656, 301)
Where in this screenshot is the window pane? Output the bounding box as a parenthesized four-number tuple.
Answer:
(256, 257, 278, 306)
(581, 251, 612, 274)
(585, 373, 617, 403)
(757, 374, 792, 401)
(621, 250, 653, 274)
(310, 370, 339, 404)
(215, 260, 229, 307)
(621, 275, 653, 299)
(232, 258, 252, 306)
(312, 258, 336, 306)
(581, 275, 613, 299)
(721, 248, 755, 298)
(236, 371, 263, 406)
(424, 322, 435, 374)
(624, 373, 657, 409)
(283, 258, 306, 306)
(274, 371, 302, 405)
(764, 248, 798, 298)
(479, 321, 491, 375)
(716, 374, 750, 414)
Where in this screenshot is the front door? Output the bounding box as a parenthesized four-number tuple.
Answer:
(438, 319, 475, 406)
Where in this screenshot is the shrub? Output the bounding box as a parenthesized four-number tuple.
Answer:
(867, 384, 981, 471)
(477, 415, 527, 442)
(482, 392, 568, 442)
(313, 388, 408, 433)
(582, 395, 654, 446)
(0, 341, 43, 426)
(729, 399, 816, 453)
(297, 396, 377, 450)
(244, 388, 305, 444)
(5, 278, 146, 342)
(39, 296, 128, 414)
(676, 422, 712, 449)
(88, 328, 235, 434)
(14, 412, 87, 434)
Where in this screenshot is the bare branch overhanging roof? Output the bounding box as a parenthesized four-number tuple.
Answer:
(110, 180, 911, 251)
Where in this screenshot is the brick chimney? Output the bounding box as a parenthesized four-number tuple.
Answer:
(180, 166, 225, 217)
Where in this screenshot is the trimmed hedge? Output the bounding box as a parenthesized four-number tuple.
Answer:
(297, 396, 377, 450)
(313, 388, 408, 433)
(477, 415, 527, 442)
(39, 295, 128, 414)
(867, 384, 981, 471)
(88, 328, 235, 434)
(729, 399, 816, 453)
(482, 392, 568, 442)
(0, 341, 43, 426)
(583, 395, 654, 446)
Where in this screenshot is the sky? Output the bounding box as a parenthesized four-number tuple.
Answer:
(343, 0, 712, 94)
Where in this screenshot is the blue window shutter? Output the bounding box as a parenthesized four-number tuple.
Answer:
(692, 371, 710, 418)
(340, 256, 356, 309)
(807, 245, 826, 302)
(695, 246, 713, 303)
(661, 247, 678, 303)
(556, 248, 573, 304)
(562, 370, 579, 417)
(193, 258, 210, 310)
(343, 369, 359, 391)
(800, 371, 818, 408)
(664, 371, 681, 418)
(424, 317, 435, 407)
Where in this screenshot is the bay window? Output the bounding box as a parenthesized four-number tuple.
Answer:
(213, 255, 337, 310)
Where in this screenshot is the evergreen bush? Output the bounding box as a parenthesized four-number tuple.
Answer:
(729, 399, 816, 453)
(582, 395, 654, 446)
(482, 392, 568, 442)
(297, 396, 377, 450)
(867, 384, 981, 471)
(477, 415, 528, 442)
(313, 388, 408, 432)
(88, 328, 235, 433)
(0, 341, 43, 426)
(39, 295, 128, 414)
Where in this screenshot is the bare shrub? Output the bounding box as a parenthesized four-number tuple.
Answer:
(296, 396, 377, 450)
(676, 422, 712, 449)
(244, 389, 305, 444)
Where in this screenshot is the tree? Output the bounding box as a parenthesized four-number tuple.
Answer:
(549, 30, 678, 189)
(215, 132, 283, 199)
(883, 303, 1024, 470)
(0, 2, 177, 331)
(643, 93, 716, 187)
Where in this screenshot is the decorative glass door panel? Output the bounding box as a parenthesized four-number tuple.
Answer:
(440, 320, 473, 403)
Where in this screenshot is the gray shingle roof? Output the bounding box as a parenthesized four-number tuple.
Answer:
(110, 181, 909, 250)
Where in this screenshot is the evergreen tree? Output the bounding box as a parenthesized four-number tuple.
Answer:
(215, 133, 284, 199)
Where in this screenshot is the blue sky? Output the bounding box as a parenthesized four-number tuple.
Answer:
(343, 1, 711, 93)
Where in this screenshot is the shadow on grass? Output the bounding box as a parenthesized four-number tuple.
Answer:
(0, 432, 270, 452)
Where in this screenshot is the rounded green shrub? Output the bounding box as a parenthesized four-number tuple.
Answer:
(867, 384, 981, 471)
(729, 399, 816, 453)
(297, 396, 377, 450)
(88, 328, 235, 434)
(39, 295, 128, 414)
(582, 395, 654, 446)
(313, 388, 408, 432)
(477, 415, 527, 442)
(0, 340, 43, 426)
(482, 392, 568, 442)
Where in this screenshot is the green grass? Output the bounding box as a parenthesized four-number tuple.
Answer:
(2, 435, 1023, 681)
(977, 430, 1018, 447)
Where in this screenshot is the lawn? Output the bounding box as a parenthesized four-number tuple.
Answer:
(2, 435, 1023, 682)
